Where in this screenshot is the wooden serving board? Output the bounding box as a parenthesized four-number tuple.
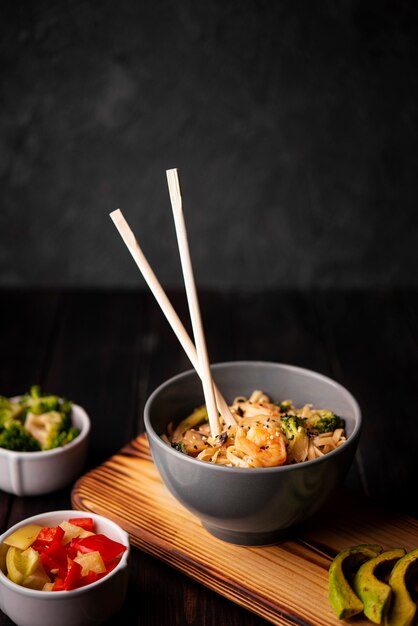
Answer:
(71, 434, 418, 626)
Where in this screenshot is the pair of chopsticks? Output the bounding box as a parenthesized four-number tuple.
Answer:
(110, 168, 236, 438)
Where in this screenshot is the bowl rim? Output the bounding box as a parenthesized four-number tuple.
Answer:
(0, 510, 130, 598)
(0, 402, 91, 458)
(144, 360, 362, 474)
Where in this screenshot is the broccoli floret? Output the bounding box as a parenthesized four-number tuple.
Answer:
(0, 396, 25, 429)
(49, 426, 80, 449)
(305, 411, 345, 434)
(171, 441, 188, 455)
(19, 385, 61, 415)
(0, 422, 41, 452)
(280, 415, 306, 441)
(280, 414, 310, 463)
(274, 399, 293, 412)
(59, 399, 73, 420)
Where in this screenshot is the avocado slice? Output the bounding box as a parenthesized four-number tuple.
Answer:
(353, 548, 405, 623)
(329, 544, 383, 619)
(385, 548, 418, 626)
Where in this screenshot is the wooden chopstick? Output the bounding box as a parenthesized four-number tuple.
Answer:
(166, 168, 221, 437)
(110, 209, 236, 430)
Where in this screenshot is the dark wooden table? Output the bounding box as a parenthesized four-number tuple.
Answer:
(1, 288, 417, 626)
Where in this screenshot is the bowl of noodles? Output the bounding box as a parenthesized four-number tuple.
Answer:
(144, 361, 361, 546)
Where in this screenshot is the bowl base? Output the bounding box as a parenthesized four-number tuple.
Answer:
(202, 522, 290, 547)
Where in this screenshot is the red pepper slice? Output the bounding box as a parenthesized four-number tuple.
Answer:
(53, 578, 66, 592)
(64, 559, 82, 591)
(37, 527, 61, 543)
(32, 526, 65, 552)
(77, 570, 100, 587)
(68, 517, 95, 532)
(65, 538, 79, 560)
(40, 540, 68, 579)
(104, 560, 118, 575)
(75, 534, 126, 564)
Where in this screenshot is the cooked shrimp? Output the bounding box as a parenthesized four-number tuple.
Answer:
(234, 420, 287, 467)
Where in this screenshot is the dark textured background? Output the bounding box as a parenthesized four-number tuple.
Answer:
(1, 0, 417, 289)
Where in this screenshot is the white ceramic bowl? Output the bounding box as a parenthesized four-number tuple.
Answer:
(0, 403, 90, 496)
(0, 510, 130, 626)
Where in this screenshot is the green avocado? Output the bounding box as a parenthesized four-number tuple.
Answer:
(329, 544, 383, 619)
(353, 548, 405, 623)
(385, 548, 418, 626)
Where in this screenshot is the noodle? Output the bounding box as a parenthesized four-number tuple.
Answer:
(163, 391, 347, 468)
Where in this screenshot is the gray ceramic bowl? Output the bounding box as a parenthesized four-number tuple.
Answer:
(144, 361, 361, 546)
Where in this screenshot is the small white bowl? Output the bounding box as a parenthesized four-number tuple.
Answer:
(0, 510, 130, 626)
(0, 403, 90, 496)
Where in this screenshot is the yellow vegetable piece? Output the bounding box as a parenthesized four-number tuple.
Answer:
(58, 521, 94, 544)
(78, 529, 95, 539)
(74, 551, 106, 576)
(3, 524, 43, 550)
(0, 543, 8, 574)
(42, 581, 55, 591)
(22, 565, 51, 591)
(6, 546, 40, 584)
(6, 549, 22, 585)
(59, 521, 84, 544)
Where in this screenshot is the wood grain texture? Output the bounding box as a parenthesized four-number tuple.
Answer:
(71, 434, 418, 626)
